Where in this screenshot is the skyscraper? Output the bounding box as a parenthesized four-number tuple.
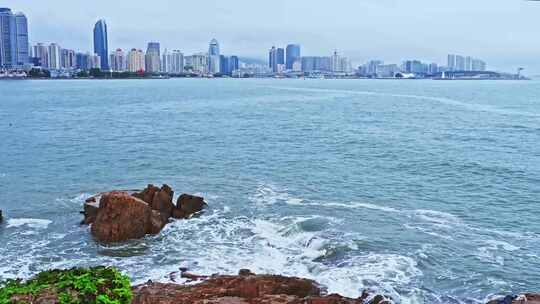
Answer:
(145, 42, 160, 73)
(47, 43, 61, 70)
(285, 44, 301, 70)
(229, 56, 239, 74)
(447, 54, 456, 71)
(93, 19, 109, 70)
(0, 8, 28, 68)
(32, 43, 48, 67)
(110, 48, 126, 72)
(170, 50, 184, 74)
(455, 55, 465, 71)
(208, 38, 220, 74)
(269, 46, 276, 70)
(127, 49, 145, 72)
(277, 48, 285, 67)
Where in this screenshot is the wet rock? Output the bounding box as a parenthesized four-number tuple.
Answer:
(82, 200, 100, 225)
(0, 209, 3, 223)
(90, 191, 159, 243)
(131, 270, 379, 304)
(133, 184, 175, 220)
(487, 294, 540, 304)
(174, 194, 206, 219)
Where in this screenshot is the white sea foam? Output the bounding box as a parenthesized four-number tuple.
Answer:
(6, 218, 52, 229)
(262, 85, 540, 118)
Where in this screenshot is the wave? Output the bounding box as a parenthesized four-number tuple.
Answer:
(6, 218, 52, 229)
(261, 85, 540, 118)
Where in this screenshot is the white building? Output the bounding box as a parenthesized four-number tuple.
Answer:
(47, 43, 61, 69)
(127, 49, 145, 72)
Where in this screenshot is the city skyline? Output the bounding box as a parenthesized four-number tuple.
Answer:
(2, 0, 539, 73)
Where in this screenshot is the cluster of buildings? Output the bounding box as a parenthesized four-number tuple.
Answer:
(1, 6, 503, 80)
(267, 44, 352, 75)
(356, 56, 487, 78)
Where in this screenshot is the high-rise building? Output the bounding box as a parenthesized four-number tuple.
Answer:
(455, 55, 465, 71)
(447, 54, 456, 71)
(403, 60, 424, 74)
(472, 59, 486, 71)
(208, 38, 220, 74)
(0, 8, 28, 68)
(88, 53, 101, 69)
(428, 63, 439, 74)
(465, 56, 472, 71)
(32, 43, 48, 67)
(365, 60, 383, 76)
(75, 52, 89, 70)
(285, 44, 301, 70)
(127, 48, 145, 72)
(61, 49, 76, 69)
(145, 42, 160, 73)
(187, 53, 208, 74)
(14, 12, 28, 67)
(268, 46, 285, 73)
(229, 55, 239, 74)
(47, 43, 61, 69)
(110, 48, 125, 72)
(219, 55, 229, 75)
(170, 50, 184, 74)
(301, 56, 332, 72)
(93, 19, 109, 70)
(269, 46, 276, 71)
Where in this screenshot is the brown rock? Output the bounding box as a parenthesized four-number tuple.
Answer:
(148, 210, 168, 235)
(90, 191, 155, 243)
(82, 201, 100, 225)
(487, 294, 540, 304)
(151, 184, 175, 219)
(131, 271, 372, 304)
(132, 184, 160, 205)
(174, 194, 206, 218)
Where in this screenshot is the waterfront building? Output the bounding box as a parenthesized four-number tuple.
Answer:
(292, 60, 302, 72)
(377, 64, 400, 78)
(60, 49, 76, 69)
(93, 19, 109, 70)
(301, 56, 332, 72)
(127, 48, 145, 72)
(145, 42, 160, 73)
(161, 48, 171, 73)
(465, 56, 472, 71)
(208, 39, 221, 74)
(32, 43, 49, 68)
(447, 54, 456, 71)
(268, 46, 285, 73)
(110, 48, 126, 72)
(472, 59, 486, 71)
(190, 53, 208, 74)
(88, 53, 101, 69)
(402, 60, 424, 74)
(365, 60, 383, 76)
(75, 52, 89, 70)
(269, 46, 276, 72)
(229, 55, 239, 74)
(219, 55, 230, 75)
(170, 50, 184, 74)
(455, 55, 465, 71)
(0, 8, 29, 68)
(428, 63, 439, 74)
(286, 44, 301, 70)
(47, 43, 61, 70)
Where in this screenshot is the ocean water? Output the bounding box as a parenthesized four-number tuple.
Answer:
(0, 79, 539, 303)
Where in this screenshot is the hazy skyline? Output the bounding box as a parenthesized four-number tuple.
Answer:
(4, 0, 540, 73)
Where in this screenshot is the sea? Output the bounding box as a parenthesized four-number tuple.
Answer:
(0, 78, 539, 303)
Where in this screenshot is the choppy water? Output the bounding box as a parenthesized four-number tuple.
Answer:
(1, 79, 539, 303)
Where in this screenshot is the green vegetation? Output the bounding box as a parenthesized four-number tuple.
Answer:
(0, 267, 132, 304)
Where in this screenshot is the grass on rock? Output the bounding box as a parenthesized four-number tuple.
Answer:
(0, 267, 132, 304)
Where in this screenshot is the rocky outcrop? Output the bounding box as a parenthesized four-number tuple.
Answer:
(487, 294, 540, 304)
(90, 192, 166, 243)
(132, 270, 392, 304)
(133, 184, 175, 220)
(0, 209, 3, 223)
(173, 194, 206, 219)
(83, 184, 206, 242)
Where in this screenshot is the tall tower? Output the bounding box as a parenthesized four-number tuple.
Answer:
(93, 19, 109, 70)
(208, 38, 220, 74)
(14, 12, 28, 66)
(286, 44, 301, 70)
(145, 42, 160, 73)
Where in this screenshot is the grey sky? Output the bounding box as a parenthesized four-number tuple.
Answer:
(4, 0, 540, 73)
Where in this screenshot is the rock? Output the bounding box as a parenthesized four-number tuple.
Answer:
(487, 294, 540, 304)
(132, 184, 160, 205)
(133, 184, 175, 220)
(0, 209, 3, 223)
(85, 196, 96, 203)
(174, 194, 206, 219)
(148, 210, 168, 234)
(131, 270, 379, 304)
(90, 191, 161, 243)
(82, 200, 100, 225)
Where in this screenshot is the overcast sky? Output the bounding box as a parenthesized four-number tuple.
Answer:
(4, 0, 540, 73)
